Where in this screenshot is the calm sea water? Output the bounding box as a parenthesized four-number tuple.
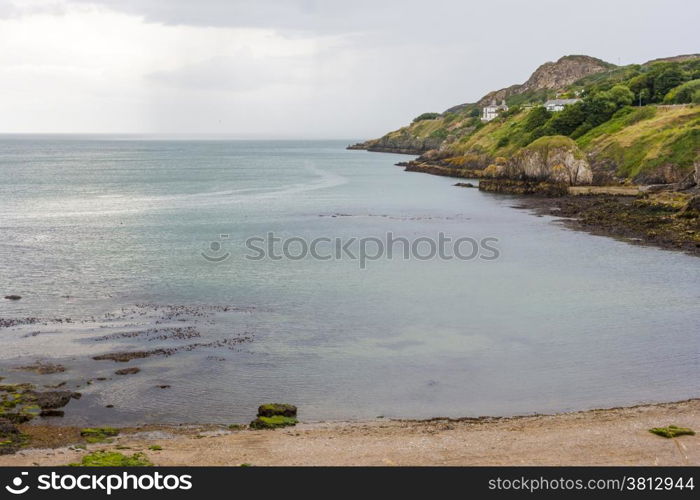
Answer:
(1, 137, 698, 425)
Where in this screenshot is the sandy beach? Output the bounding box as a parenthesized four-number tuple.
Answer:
(2, 399, 697, 466)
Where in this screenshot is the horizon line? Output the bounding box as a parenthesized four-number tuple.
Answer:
(0, 133, 363, 141)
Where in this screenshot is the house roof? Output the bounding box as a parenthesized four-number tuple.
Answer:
(544, 98, 581, 106)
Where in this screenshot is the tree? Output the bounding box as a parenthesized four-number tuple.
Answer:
(604, 85, 634, 107)
(653, 67, 685, 101)
(545, 102, 586, 136)
(523, 106, 551, 132)
(638, 88, 650, 106)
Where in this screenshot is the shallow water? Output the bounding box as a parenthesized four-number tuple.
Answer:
(1, 137, 698, 425)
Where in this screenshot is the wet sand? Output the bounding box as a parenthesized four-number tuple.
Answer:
(2, 399, 698, 466)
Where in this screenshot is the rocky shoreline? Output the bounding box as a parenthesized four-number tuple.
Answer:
(1, 399, 697, 466)
(390, 153, 700, 256)
(514, 194, 700, 256)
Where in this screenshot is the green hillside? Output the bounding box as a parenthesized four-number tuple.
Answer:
(358, 55, 700, 184)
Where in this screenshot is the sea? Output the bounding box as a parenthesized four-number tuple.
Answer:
(1, 136, 698, 425)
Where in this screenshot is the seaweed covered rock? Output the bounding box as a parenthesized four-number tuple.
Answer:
(249, 415, 298, 430)
(70, 451, 152, 467)
(0, 418, 23, 455)
(649, 425, 695, 438)
(80, 427, 120, 443)
(250, 403, 298, 430)
(257, 403, 297, 418)
(0, 384, 79, 423)
(479, 179, 569, 196)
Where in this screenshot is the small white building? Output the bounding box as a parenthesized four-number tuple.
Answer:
(481, 100, 508, 121)
(544, 98, 581, 112)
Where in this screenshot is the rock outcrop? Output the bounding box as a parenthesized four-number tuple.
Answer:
(458, 55, 614, 111)
(348, 130, 444, 155)
(483, 136, 593, 185)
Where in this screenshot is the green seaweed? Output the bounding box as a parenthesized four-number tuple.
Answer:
(649, 425, 695, 438)
(69, 451, 152, 467)
(80, 427, 119, 443)
(148, 445, 162, 451)
(249, 415, 298, 430)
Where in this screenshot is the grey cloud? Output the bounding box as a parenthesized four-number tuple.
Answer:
(1, 0, 698, 136)
(148, 52, 311, 92)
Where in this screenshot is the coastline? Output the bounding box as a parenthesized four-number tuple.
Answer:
(513, 194, 700, 256)
(392, 156, 700, 256)
(2, 399, 698, 466)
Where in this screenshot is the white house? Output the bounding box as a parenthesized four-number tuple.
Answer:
(544, 98, 581, 112)
(481, 100, 508, 121)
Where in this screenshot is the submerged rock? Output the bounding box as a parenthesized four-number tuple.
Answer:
(15, 362, 66, 375)
(40, 409, 65, 418)
(1, 384, 79, 423)
(28, 390, 78, 409)
(115, 367, 140, 376)
(4, 295, 21, 300)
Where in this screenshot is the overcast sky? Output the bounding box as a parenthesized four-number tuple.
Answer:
(0, 0, 697, 138)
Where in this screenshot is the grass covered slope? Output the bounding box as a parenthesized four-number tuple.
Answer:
(437, 103, 698, 185)
(578, 105, 699, 183)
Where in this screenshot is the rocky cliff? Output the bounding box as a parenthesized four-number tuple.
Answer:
(492, 136, 593, 185)
(478, 136, 593, 194)
(474, 55, 614, 108)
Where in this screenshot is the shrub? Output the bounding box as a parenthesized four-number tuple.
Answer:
(412, 112, 441, 122)
(664, 79, 700, 104)
(496, 136, 509, 148)
(429, 128, 449, 140)
(523, 107, 551, 132)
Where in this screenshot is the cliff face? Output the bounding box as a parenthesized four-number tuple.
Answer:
(483, 136, 593, 185)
